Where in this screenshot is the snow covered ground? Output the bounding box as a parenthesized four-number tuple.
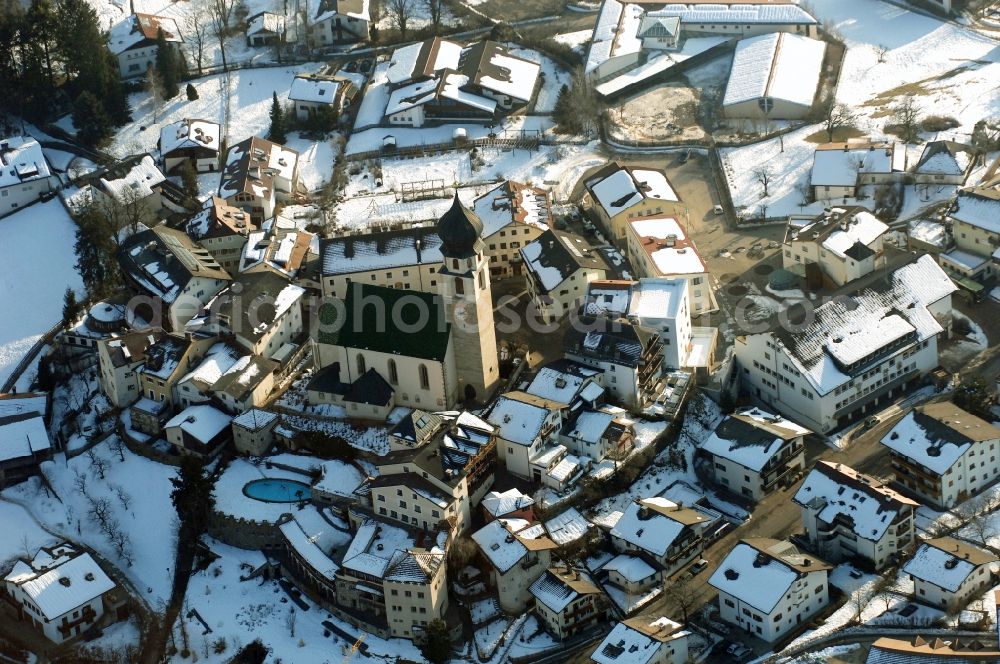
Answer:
(0, 500, 58, 568)
(3, 439, 179, 604)
(175, 539, 429, 663)
(285, 133, 338, 192)
(0, 200, 83, 386)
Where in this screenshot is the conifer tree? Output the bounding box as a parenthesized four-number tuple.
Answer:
(72, 91, 113, 146)
(155, 27, 180, 98)
(186, 82, 199, 101)
(267, 91, 287, 144)
(180, 160, 199, 199)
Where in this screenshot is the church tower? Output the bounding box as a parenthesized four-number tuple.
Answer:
(437, 195, 499, 404)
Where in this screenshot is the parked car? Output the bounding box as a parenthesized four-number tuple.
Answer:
(726, 643, 753, 661)
(713, 204, 724, 215)
(689, 559, 709, 576)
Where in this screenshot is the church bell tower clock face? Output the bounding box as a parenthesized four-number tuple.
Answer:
(452, 298, 477, 329)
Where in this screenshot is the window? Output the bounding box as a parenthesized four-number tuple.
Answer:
(388, 359, 398, 385)
(725, 598, 735, 608)
(454, 277, 464, 296)
(419, 364, 430, 390)
(357, 354, 366, 374)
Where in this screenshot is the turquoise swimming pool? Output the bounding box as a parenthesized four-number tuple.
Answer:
(243, 478, 312, 503)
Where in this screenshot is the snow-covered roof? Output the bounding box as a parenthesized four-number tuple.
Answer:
(880, 403, 1000, 476)
(811, 142, 900, 187)
(341, 518, 439, 579)
(107, 13, 182, 55)
(949, 188, 1000, 234)
(472, 519, 554, 573)
(545, 507, 592, 546)
(766, 255, 956, 395)
(159, 119, 220, 156)
(247, 11, 285, 36)
(592, 617, 688, 664)
(793, 461, 916, 542)
(907, 219, 948, 249)
(306, 0, 370, 25)
(940, 248, 989, 272)
(0, 136, 51, 188)
(97, 155, 165, 202)
(819, 211, 889, 259)
(5, 548, 115, 620)
(588, 166, 678, 219)
(312, 459, 366, 497)
(231, 408, 278, 431)
(610, 497, 710, 557)
(701, 407, 808, 472)
(521, 230, 609, 293)
(628, 278, 688, 322)
(0, 393, 47, 419)
(474, 48, 541, 104)
(0, 415, 51, 462)
(723, 32, 825, 109)
(486, 391, 560, 446)
(289, 75, 342, 104)
(321, 227, 443, 276)
(564, 409, 618, 445)
(524, 360, 603, 406)
(177, 343, 243, 392)
(219, 137, 298, 201)
(164, 404, 232, 443)
(629, 218, 707, 275)
(529, 567, 600, 613)
(482, 488, 534, 518)
(708, 538, 827, 614)
(903, 538, 996, 592)
(473, 181, 551, 238)
(279, 516, 339, 580)
(385, 73, 496, 117)
(602, 554, 659, 583)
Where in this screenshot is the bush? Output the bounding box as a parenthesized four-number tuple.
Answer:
(921, 115, 959, 132)
(953, 315, 973, 337)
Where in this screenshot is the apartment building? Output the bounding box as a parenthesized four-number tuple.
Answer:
(903, 537, 998, 613)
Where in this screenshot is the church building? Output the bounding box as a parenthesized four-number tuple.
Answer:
(312, 196, 500, 410)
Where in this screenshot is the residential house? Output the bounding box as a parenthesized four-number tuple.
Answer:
(583, 163, 683, 245)
(903, 538, 997, 613)
(318, 226, 444, 299)
(624, 216, 718, 314)
(722, 33, 826, 121)
(473, 180, 552, 278)
(561, 407, 635, 464)
(530, 567, 606, 640)
(524, 359, 606, 410)
(158, 119, 221, 174)
(289, 73, 358, 123)
(130, 333, 216, 433)
(246, 11, 286, 46)
(486, 391, 565, 482)
(185, 271, 305, 361)
(3, 543, 119, 643)
(609, 497, 713, 576)
(211, 355, 278, 413)
(782, 207, 889, 287)
(482, 488, 535, 522)
(734, 255, 957, 433)
(911, 140, 974, 186)
(334, 518, 448, 640)
(794, 461, 917, 571)
(586, 0, 819, 83)
(118, 225, 231, 331)
(472, 518, 558, 613)
(522, 229, 610, 324)
(591, 616, 690, 664)
(880, 402, 1000, 509)
(231, 408, 279, 456)
(304, 0, 370, 45)
(185, 196, 256, 274)
(866, 636, 1000, 663)
(383, 39, 541, 127)
(218, 137, 299, 223)
(363, 411, 496, 535)
(164, 404, 232, 458)
(90, 154, 171, 225)
(97, 329, 164, 408)
(946, 187, 1000, 282)
(240, 212, 319, 280)
(700, 407, 809, 502)
(596, 554, 665, 615)
(173, 342, 245, 407)
(107, 13, 182, 79)
(709, 538, 830, 643)
(0, 414, 53, 488)
(810, 141, 906, 201)
(564, 319, 664, 412)
(0, 137, 55, 216)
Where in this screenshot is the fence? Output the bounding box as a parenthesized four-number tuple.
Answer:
(0, 321, 61, 393)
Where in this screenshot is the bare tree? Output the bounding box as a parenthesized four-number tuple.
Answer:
(114, 484, 133, 512)
(87, 496, 112, 529)
(146, 65, 166, 124)
(848, 581, 876, 625)
(754, 166, 772, 197)
(822, 100, 858, 142)
(209, 0, 237, 71)
(891, 97, 921, 143)
(110, 436, 126, 463)
(100, 184, 149, 246)
(663, 577, 699, 623)
(425, 0, 444, 29)
(875, 44, 888, 63)
(386, 0, 413, 39)
(73, 468, 88, 496)
(184, 9, 211, 75)
(87, 449, 109, 480)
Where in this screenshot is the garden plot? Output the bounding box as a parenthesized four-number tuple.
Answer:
(0, 200, 83, 387)
(3, 438, 179, 604)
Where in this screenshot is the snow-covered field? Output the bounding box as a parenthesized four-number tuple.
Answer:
(3, 439, 179, 604)
(175, 539, 429, 663)
(0, 200, 83, 386)
(721, 0, 1000, 221)
(0, 501, 58, 568)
